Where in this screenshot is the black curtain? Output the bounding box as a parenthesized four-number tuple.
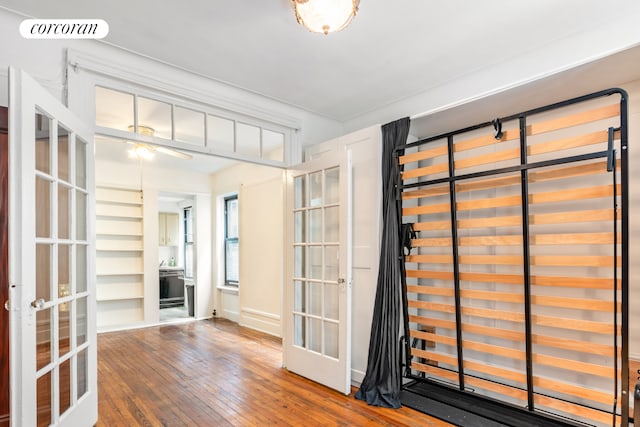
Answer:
(355, 117, 410, 408)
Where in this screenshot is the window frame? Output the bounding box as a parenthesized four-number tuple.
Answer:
(224, 194, 239, 286)
(183, 206, 194, 279)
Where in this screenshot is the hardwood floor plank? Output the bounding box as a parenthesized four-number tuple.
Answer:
(97, 319, 451, 426)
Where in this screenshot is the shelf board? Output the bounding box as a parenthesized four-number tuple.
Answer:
(96, 232, 143, 237)
(97, 295, 144, 302)
(96, 213, 144, 220)
(96, 248, 144, 252)
(96, 272, 144, 277)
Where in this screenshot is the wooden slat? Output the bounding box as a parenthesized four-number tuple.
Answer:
(533, 314, 617, 335)
(405, 254, 453, 264)
(462, 306, 525, 323)
(411, 362, 459, 383)
(532, 334, 616, 358)
(532, 295, 619, 312)
(532, 232, 618, 245)
(527, 104, 619, 136)
(410, 237, 453, 247)
(530, 184, 619, 204)
(454, 128, 521, 153)
(457, 215, 521, 229)
(534, 394, 616, 425)
(531, 208, 618, 225)
(456, 195, 521, 211)
(411, 348, 457, 369)
(406, 285, 454, 297)
(409, 316, 457, 332)
(402, 162, 448, 180)
(465, 375, 529, 401)
(461, 289, 523, 304)
(454, 147, 520, 171)
(528, 129, 613, 157)
(402, 185, 449, 200)
(412, 220, 452, 231)
(399, 145, 448, 165)
(402, 202, 450, 216)
(531, 275, 619, 290)
(406, 269, 454, 280)
(408, 300, 456, 314)
(456, 175, 521, 193)
(457, 235, 522, 246)
(459, 272, 523, 285)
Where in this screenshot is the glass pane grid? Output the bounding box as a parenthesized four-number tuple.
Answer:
(292, 167, 341, 358)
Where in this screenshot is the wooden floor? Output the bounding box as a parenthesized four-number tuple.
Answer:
(97, 318, 451, 426)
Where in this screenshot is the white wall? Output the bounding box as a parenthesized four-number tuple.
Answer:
(210, 161, 285, 332)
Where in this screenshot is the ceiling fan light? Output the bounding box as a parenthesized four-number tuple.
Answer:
(128, 144, 155, 160)
(293, 0, 359, 35)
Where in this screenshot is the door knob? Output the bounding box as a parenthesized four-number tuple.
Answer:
(3, 300, 10, 311)
(31, 298, 45, 309)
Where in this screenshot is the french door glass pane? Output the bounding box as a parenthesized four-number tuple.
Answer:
(324, 321, 339, 358)
(324, 206, 339, 243)
(308, 209, 322, 243)
(324, 246, 338, 282)
(325, 168, 339, 205)
(36, 308, 52, 371)
(58, 124, 70, 182)
(77, 348, 88, 399)
(58, 244, 71, 298)
(35, 113, 51, 174)
(36, 244, 51, 302)
(308, 317, 322, 353)
(324, 283, 339, 321)
(59, 358, 71, 416)
(308, 282, 322, 316)
(76, 244, 87, 293)
(309, 171, 322, 207)
(76, 297, 87, 346)
(76, 138, 87, 189)
(58, 185, 71, 240)
(308, 246, 322, 280)
(35, 177, 51, 238)
(294, 211, 305, 243)
(294, 280, 305, 312)
(59, 305, 71, 357)
(37, 370, 52, 427)
(294, 314, 305, 347)
(294, 175, 306, 209)
(76, 191, 87, 241)
(294, 246, 305, 278)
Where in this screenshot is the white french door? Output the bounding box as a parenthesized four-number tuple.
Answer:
(8, 68, 97, 426)
(285, 150, 352, 395)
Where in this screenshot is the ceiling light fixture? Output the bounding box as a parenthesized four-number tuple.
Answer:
(293, 0, 360, 35)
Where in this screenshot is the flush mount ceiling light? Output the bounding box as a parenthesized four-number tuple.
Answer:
(293, 0, 360, 35)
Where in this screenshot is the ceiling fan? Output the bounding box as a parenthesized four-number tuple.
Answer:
(126, 125, 193, 160)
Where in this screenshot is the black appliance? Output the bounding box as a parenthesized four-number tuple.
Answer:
(159, 268, 185, 309)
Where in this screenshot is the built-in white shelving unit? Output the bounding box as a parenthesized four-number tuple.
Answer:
(96, 186, 145, 329)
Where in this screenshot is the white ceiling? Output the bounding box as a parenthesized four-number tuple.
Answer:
(1, 0, 638, 122)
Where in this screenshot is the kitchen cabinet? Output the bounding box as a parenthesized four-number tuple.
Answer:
(159, 212, 179, 246)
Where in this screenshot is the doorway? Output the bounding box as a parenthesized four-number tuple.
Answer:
(158, 192, 195, 323)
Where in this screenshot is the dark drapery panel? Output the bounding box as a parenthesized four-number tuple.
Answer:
(355, 117, 410, 408)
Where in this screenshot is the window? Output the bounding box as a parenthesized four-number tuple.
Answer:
(183, 207, 194, 278)
(224, 195, 239, 285)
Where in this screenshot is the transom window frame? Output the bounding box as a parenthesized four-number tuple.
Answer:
(66, 49, 300, 169)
